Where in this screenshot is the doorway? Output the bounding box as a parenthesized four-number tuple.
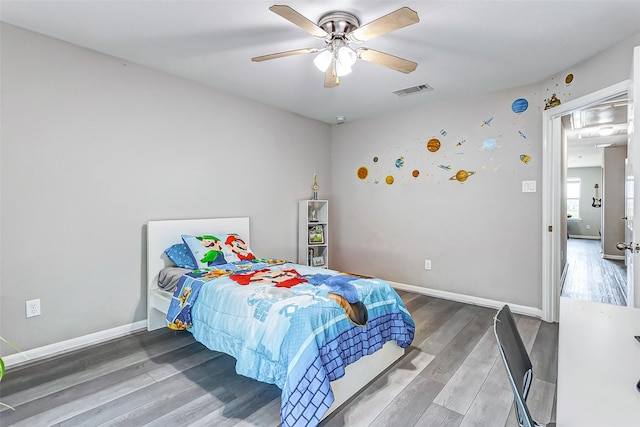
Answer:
(562, 96, 629, 306)
(541, 80, 630, 322)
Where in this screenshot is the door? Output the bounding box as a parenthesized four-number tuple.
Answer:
(628, 46, 640, 307)
(624, 158, 634, 306)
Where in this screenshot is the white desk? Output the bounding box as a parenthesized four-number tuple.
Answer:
(557, 297, 640, 426)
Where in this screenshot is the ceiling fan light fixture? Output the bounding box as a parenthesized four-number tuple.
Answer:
(254, 6, 420, 87)
(335, 60, 352, 76)
(313, 50, 333, 72)
(337, 45, 357, 67)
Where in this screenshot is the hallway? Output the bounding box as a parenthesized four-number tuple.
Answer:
(562, 238, 627, 306)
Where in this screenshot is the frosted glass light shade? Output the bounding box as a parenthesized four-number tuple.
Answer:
(335, 61, 352, 76)
(313, 51, 333, 72)
(337, 46, 357, 67)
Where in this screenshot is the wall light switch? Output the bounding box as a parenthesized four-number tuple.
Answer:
(522, 180, 536, 193)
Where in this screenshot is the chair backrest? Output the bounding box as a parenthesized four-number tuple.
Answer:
(494, 304, 536, 427)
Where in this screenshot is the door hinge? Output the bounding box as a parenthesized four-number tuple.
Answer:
(548, 225, 553, 232)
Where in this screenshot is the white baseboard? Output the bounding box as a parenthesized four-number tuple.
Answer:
(389, 281, 543, 319)
(3, 320, 147, 369)
(568, 235, 600, 240)
(602, 254, 625, 261)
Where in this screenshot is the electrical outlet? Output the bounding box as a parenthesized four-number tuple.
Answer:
(424, 259, 432, 270)
(26, 299, 41, 318)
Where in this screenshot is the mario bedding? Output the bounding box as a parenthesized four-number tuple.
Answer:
(165, 259, 414, 427)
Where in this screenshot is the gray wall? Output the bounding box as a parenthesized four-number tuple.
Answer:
(2, 21, 639, 356)
(566, 167, 602, 238)
(0, 23, 331, 354)
(602, 145, 627, 257)
(330, 32, 640, 309)
(330, 85, 543, 307)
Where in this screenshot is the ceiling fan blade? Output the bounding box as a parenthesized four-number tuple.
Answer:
(356, 48, 418, 73)
(269, 5, 328, 38)
(324, 61, 339, 88)
(252, 48, 320, 62)
(348, 7, 419, 42)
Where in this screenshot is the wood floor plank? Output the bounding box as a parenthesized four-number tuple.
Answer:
(415, 403, 464, 426)
(418, 307, 495, 385)
(432, 327, 500, 415)
(60, 351, 232, 426)
(504, 378, 555, 426)
(562, 238, 627, 306)
(458, 357, 513, 427)
(368, 374, 444, 426)
(529, 321, 559, 383)
(415, 304, 482, 354)
(410, 299, 466, 347)
(0, 330, 196, 410)
(321, 348, 435, 427)
(5, 368, 157, 426)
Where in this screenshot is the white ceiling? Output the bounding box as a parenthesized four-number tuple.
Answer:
(2, 1, 640, 124)
(565, 95, 629, 168)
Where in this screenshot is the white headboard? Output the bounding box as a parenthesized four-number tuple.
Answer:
(146, 217, 250, 330)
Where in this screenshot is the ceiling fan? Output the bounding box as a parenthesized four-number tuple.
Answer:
(251, 5, 420, 88)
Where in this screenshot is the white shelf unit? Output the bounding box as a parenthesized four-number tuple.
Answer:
(298, 199, 328, 268)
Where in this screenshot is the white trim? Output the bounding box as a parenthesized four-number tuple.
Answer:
(602, 254, 625, 261)
(568, 235, 600, 240)
(389, 281, 543, 319)
(3, 320, 147, 369)
(542, 80, 630, 323)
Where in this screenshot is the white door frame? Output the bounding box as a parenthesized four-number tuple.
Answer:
(542, 80, 630, 322)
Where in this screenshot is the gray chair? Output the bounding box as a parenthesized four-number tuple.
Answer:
(494, 305, 555, 427)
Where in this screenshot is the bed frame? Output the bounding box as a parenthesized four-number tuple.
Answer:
(146, 217, 405, 417)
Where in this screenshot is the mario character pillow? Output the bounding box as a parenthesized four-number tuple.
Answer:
(221, 233, 256, 262)
(181, 234, 230, 270)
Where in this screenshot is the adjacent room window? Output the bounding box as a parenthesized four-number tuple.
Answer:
(567, 177, 581, 219)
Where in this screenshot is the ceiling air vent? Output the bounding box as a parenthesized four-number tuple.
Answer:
(393, 83, 433, 97)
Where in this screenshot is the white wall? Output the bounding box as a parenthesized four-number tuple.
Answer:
(0, 23, 331, 355)
(602, 145, 627, 257)
(566, 167, 602, 238)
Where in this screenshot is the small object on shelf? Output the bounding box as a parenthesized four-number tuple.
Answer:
(312, 173, 319, 200)
(310, 208, 317, 222)
(308, 225, 324, 244)
(308, 248, 314, 266)
(312, 256, 325, 267)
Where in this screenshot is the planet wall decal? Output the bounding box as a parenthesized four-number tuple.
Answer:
(512, 98, 529, 114)
(357, 166, 368, 179)
(520, 154, 531, 164)
(565, 73, 574, 85)
(427, 138, 441, 152)
(449, 169, 476, 183)
(395, 156, 405, 168)
(385, 175, 395, 185)
(412, 169, 420, 178)
(479, 137, 499, 151)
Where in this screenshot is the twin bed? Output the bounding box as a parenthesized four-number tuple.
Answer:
(146, 217, 414, 426)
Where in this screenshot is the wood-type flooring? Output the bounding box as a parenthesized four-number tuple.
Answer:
(562, 238, 627, 306)
(0, 293, 558, 426)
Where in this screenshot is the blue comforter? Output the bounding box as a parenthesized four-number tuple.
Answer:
(166, 259, 414, 426)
